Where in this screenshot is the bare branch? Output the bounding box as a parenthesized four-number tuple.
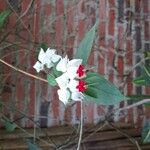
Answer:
(77, 101, 83, 150)
(0, 58, 48, 83)
(116, 99, 150, 112)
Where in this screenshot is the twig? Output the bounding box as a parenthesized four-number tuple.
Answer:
(144, 66, 150, 77)
(40, 0, 84, 33)
(116, 99, 150, 112)
(0, 58, 48, 82)
(33, 93, 37, 144)
(0, 101, 57, 148)
(1, 50, 28, 60)
(1, 114, 55, 148)
(57, 127, 78, 149)
(18, 0, 34, 20)
(108, 122, 141, 150)
(77, 101, 83, 150)
(82, 121, 108, 142)
(17, 124, 55, 148)
(6, 0, 33, 38)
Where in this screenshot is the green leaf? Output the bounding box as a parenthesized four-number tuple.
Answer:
(142, 121, 150, 144)
(39, 43, 48, 51)
(4, 121, 16, 132)
(47, 74, 57, 86)
(52, 62, 62, 77)
(133, 76, 150, 86)
(133, 66, 150, 86)
(1, 118, 17, 132)
(0, 9, 11, 29)
(74, 21, 98, 65)
(27, 141, 42, 150)
(52, 68, 62, 77)
(144, 66, 150, 77)
(84, 86, 98, 98)
(147, 51, 150, 59)
(83, 73, 127, 105)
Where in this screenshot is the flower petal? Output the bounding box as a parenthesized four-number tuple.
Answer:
(38, 48, 46, 64)
(66, 67, 78, 79)
(46, 48, 56, 58)
(71, 92, 84, 101)
(55, 73, 69, 89)
(56, 55, 68, 72)
(68, 59, 82, 68)
(51, 54, 61, 63)
(68, 79, 78, 92)
(33, 61, 43, 72)
(57, 89, 70, 105)
(46, 61, 54, 68)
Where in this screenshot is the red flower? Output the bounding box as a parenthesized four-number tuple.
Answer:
(76, 65, 85, 77)
(76, 80, 86, 92)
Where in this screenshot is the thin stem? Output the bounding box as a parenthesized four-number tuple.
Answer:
(116, 99, 150, 112)
(17, 124, 55, 148)
(33, 93, 37, 144)
(1, 114, 55, 148)
(0, 101, 57, 148)
(77, 101, 83, 150)
(0, 58, 48, 83)
(144, 66, 150, 77)
(82, 122, 108, 142)
(6, 0, 33, 38)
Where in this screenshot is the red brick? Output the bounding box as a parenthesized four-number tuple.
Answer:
(99, 0, 106, 20)
(78, 20, 85, 42)
(85, 103, 94, 124)
(0, 1, 6, 10)
(98, 57, 105, 76)
(108, 0, 115, 8)
(117, 56, 124, 81)
(99, 23, 106, 46)
(107, 39, 115, 82)
(142, 0, 149, 13)
(108, 10, 115, 35)
(64, 106, 72, 125)
(118, 25, 124, 49)
(66, 2, 75, 59)
(144, 21, 150, 41)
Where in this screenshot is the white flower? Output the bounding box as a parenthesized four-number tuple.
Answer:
(56, 55, 82, 79)
(68, 79, 85, 101)
(57, 88, 83, 105)
(33, 61, 43, 73)
(57, 89, 70, 105)
(56, 55, 69, 72)
(57, 87, 83, 105)
(56, 74, 84, 104)
(55, 73, 69, 89)
(33, 48, 61, 72)
(68, 79, 78, 92)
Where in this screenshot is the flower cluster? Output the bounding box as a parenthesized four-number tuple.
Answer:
(33, 48, 61, 72)
(33, 48, 87, 105)
(55, 55, 87, 104)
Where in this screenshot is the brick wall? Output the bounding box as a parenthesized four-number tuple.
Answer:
(0, 0, 150, 127)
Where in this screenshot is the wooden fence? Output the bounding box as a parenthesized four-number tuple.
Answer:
(0, 123, 150, 150)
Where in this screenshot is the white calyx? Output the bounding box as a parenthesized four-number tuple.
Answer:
(55, 71, 84, 105)
(56, 55, 82, 79)
(33, 48, 61, 72)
